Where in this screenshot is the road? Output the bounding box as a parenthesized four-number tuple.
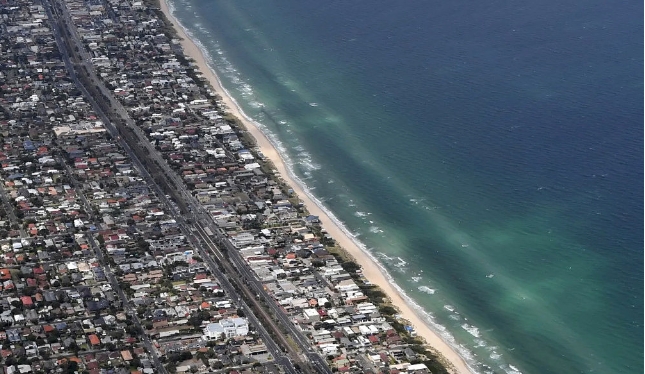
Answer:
(44, 1, 301, 371)
(56, 155, 170, 374)
(179, 220, 300, 374)
(46, 0, 332, 372)
(191, 217, 332, 374)
(0, 182, 27, 238)
(189, 220, 332, 374)
(42, 1, 172, 372)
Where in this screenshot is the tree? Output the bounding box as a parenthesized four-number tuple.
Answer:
(379, 305, 398, 315)
(63, 360, 78, 374)
(130, 358, 141, 368)
(126, 325, 142, 336)
(341, 261, 360, 273)
(188, 314, 203, 327)
(46, 332, 60, 344)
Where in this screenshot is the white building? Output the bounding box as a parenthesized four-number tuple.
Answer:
(356, 302, 378, 316)
(335, 279, 359, 292)
(203, 317, 249, 340)
(303, 308, 320, 322)
(407, 363, 430, 372)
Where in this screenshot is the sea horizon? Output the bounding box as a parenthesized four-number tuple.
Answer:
(165, 0, 643, 373)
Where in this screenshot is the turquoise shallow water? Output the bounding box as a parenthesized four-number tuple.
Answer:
(168, 0, 643, 373)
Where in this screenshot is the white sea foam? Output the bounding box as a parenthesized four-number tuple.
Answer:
(299, 159, 322, 172)
(409, 197, 427, 205)
(240, 83, 254, 96)
(418, 286, 436, 295)
(394, 257, 407, 267)
(354, 211, 367, 217)
(462, 323, 481, 338)
(410, 276, 422, 283)
(297, 151, 322, 172)
(444, 305, 455, 312)
(506, 365, 523, 374)
(368, 226, 383, 234)
(376, 253, 394, 261)
(474, 339, 487, 347)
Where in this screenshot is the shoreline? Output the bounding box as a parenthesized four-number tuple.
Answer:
(159, 1, 473, 373)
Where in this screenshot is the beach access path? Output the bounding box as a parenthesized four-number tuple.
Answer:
(159, 1, 474, 373)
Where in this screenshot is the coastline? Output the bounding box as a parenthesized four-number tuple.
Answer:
(158, 1, 473, 373)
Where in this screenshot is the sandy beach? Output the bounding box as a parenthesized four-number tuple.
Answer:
(159, 1, 473, 373)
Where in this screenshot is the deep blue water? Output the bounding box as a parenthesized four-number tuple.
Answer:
(168, 0, 643, 373)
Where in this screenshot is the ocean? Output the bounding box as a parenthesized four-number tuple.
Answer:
(166, 0, 643, 373)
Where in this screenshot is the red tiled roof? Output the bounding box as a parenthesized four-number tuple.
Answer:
(0, 269, 11, 280)
(88, 334, 100, 345)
